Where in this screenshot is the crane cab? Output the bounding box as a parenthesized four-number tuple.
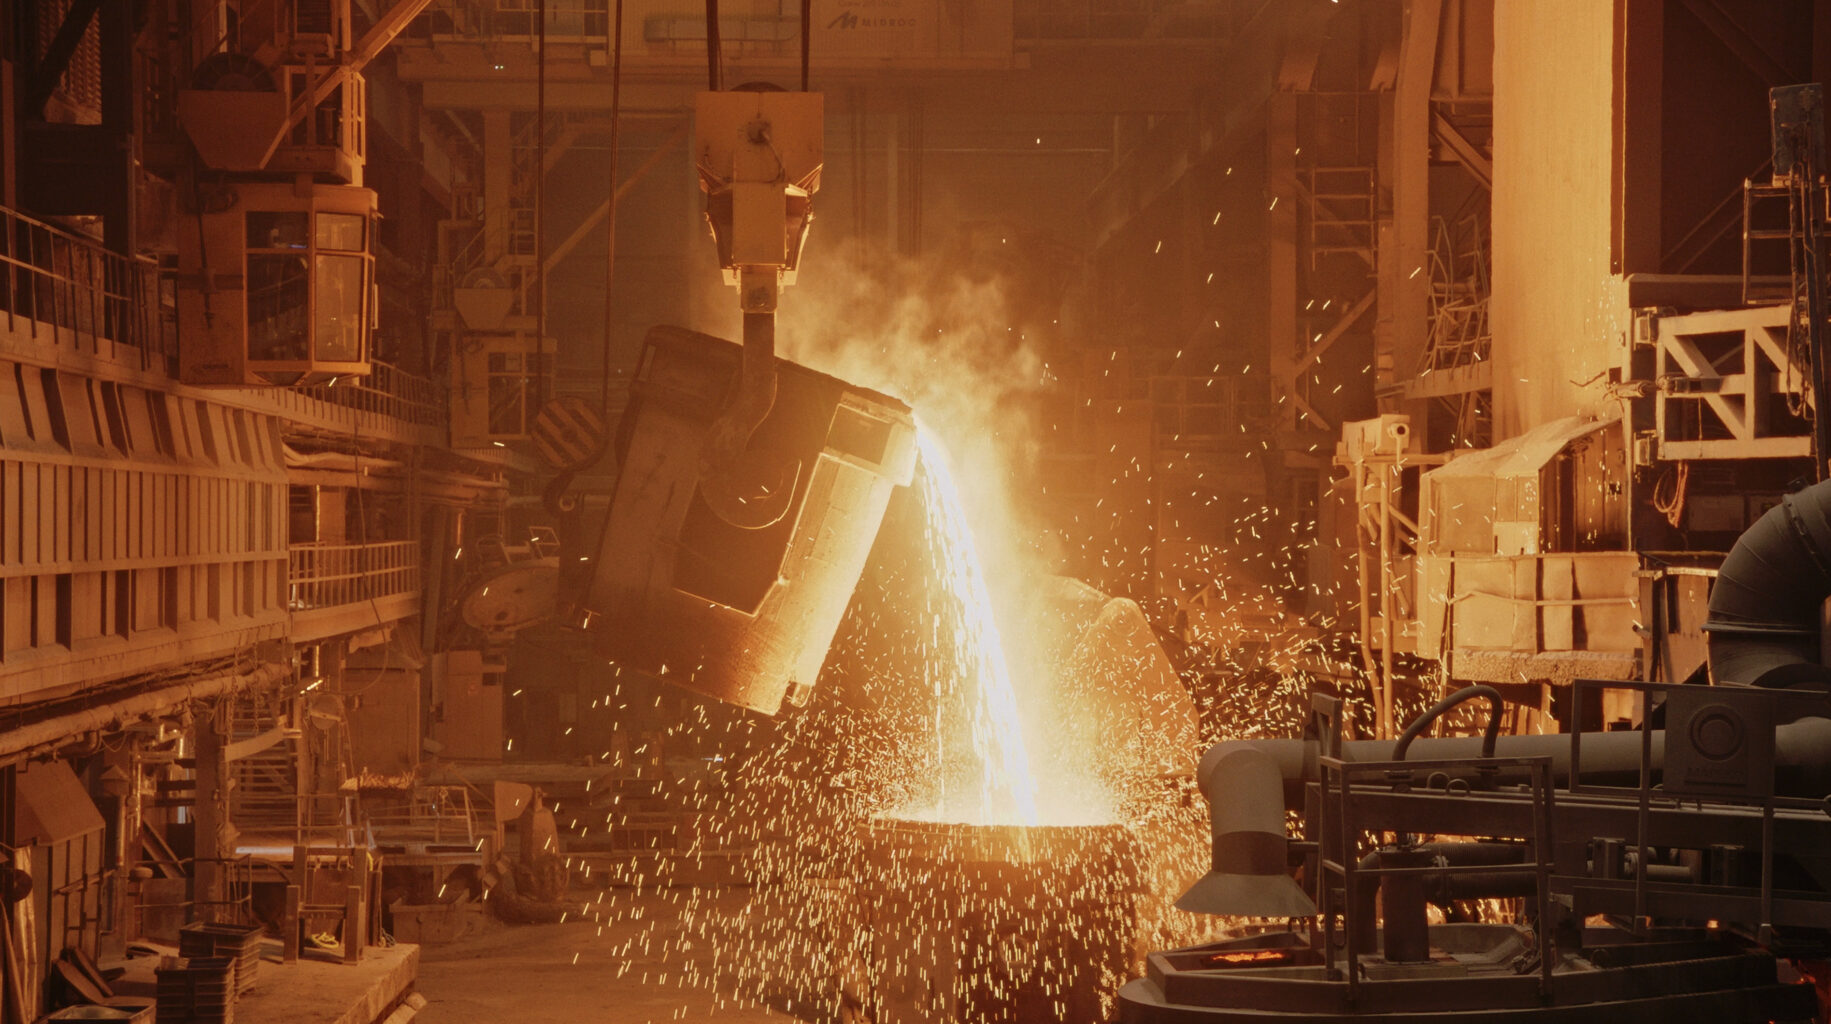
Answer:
(177, 182, 376, 386)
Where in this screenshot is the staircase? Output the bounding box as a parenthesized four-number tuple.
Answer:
(228, 690, 302, 841)
(227, 688, 359, 849)
(1304, 165, 1377, 270)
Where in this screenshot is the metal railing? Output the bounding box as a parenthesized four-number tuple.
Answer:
(363, 787, 480, 852)
(426, 0, 614, 42)
(1566, 679, 1829, 939)
(1419, 213, 1492, 375)
(0, 204, 175, 372)
(288, 540, 422, 611)
(289, 361, 445, 428)
(1316, 753, 1556, 1002)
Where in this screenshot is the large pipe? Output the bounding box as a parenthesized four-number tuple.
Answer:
(1180, 716, 1831, 918)
(0, 663, 289, 766)
(1196, 717, 1831, 805)
(1176, 746, 1317, 918)
(1705, 477, 1831, 686)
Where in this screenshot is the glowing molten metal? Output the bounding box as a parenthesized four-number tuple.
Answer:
(912, 426, 1042, 826)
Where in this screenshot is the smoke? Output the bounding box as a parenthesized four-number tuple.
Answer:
(774, 248, 1031, 507)
(716, 247, 1148, 827)
(772, 246, 1052, 568)
(658, 246, 1222, 996)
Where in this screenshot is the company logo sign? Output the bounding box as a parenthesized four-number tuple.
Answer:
(825, 8, 917, 29)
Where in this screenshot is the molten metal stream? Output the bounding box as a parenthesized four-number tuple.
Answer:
(913, 426, 1041, 826)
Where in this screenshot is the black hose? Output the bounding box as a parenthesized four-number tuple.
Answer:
(535, 0, 546, 396)
(1705, 477, 1831, 686)
(705, 0, 722, 91)
(601, 0, 622, 419)
(800, 0, 811, 91)
(1391, 685, 1505, 762)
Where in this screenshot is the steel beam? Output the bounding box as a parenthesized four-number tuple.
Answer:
(27, 0, 102, 115)
(402, 43, 1217, 114)
(543, 121, 691, 275)
(1662, 163, 1767, 273)
(1267, 92, 1300, 432)
(1677, 0, 1795, 89)
(1402, 360, 1492, 398)
(1615, 0, 1663, 273)
(193, 706, 226, 921)
(1660, 437, 1812, 459)
(1430, 109, 1491, 190)
(272, 0, 437, 158)
(1294, 289, 1376, 377)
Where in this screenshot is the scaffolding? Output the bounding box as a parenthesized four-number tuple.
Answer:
(1414, 213, 1493, 448)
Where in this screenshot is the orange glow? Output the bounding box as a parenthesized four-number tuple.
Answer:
(909, 425, 1040, 825)
(1208, 950, 1294, 964)
(885, 424, 1118, 828)
(766, 258, 1123, 829)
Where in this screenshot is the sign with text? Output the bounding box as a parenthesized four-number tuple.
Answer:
(811, 0, 938, 57)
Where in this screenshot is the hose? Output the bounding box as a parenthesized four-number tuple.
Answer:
(705, 0, 722, 91)
(1704, 477, 1831, 686)
(1391, 685, 1505, 762)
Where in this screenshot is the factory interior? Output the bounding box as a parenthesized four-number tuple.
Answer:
(16, 0, 1831, 1021)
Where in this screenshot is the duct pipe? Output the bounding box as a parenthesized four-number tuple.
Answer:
(1705, 477, 1831, 686)
(1180, 717, 1831, 917)
(0, 664, 289, 765)
(1175, 746, 1317, 918)
(1196, 717, 1831, 805)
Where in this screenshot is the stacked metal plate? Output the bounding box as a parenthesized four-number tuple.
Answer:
(177, 922, 264, 994)
(154, 956, 236, 1024)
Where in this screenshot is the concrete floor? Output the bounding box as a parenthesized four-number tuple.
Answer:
(413, 890, 799, 1024)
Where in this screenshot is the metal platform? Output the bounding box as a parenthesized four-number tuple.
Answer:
(1120, 925, 1813, 1022)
